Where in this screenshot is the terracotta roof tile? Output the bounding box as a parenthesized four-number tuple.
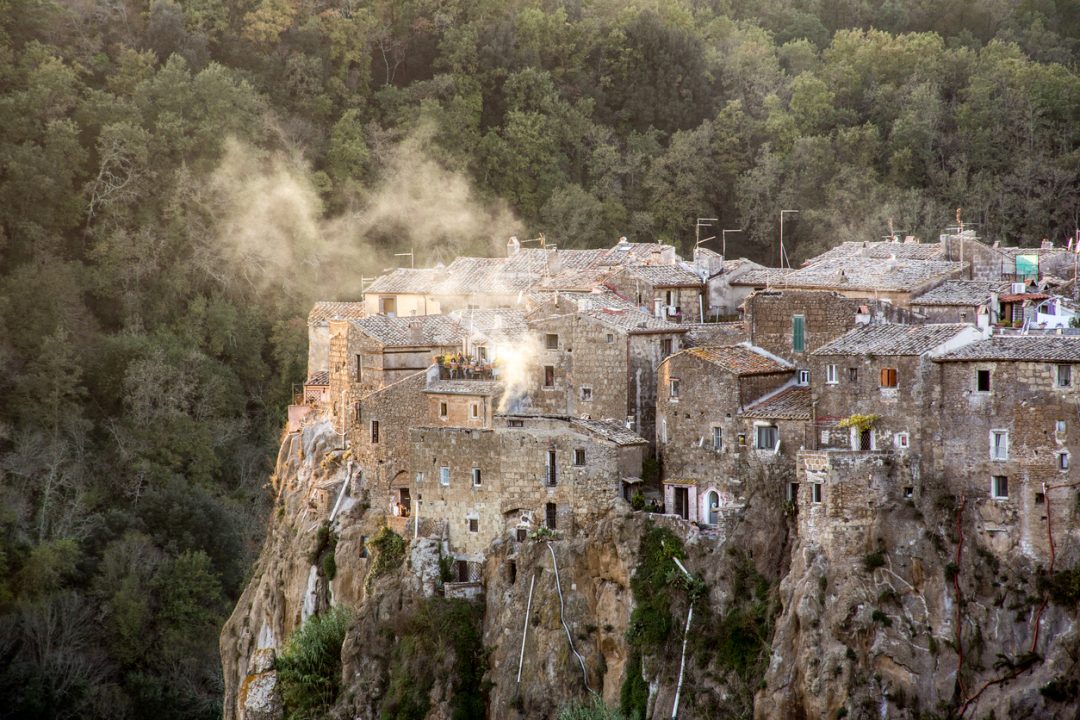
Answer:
(812, 323, 975, 356)
(935, 336, 1080, 362)
(350, 315, 465, 347)
(740, 385, 812, 420)
(911, 280, 1010, 306)
(680, 345, 792, 375)
(307, 301, 366, 324)
(780, 257, 964, 292)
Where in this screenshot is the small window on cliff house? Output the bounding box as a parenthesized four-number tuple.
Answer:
(738, 433, 747, 448)
(440, 466, 450, 486)
(976, 369, 991, 392)
(581, 386, 593, 402)
(712, 426, 722, 451)
(1057, 364, 1072, 387)
(826, 364, 838, 384)
(354, 402, 362, 424)
(508, 419, 524, 428)
(573, 448, 586, 466)
(880, 368, 898, 388)
(468, 517, 478, 533)
(1058, 452, 1069, 471)
(546, 450, 557, 486)
(415, 472, 424, 484)
(355, 354, 363, 382)
(545, 333, 559, 350)
(848, 367, 858, 382)
(797, 369, 810, 385)
(1035, 491, 1045, 505)
(370, 420, 379, 443)
(904, 486, 914, 499)
(661, 338, 673, 357)
(544, 365, 555, 387)
(755, 425, 778, 450)
(670, 378, 680, 399)
(439, 401, 448, 419)
(792, 315, 806, 352)
(472, 468, 482, 486)
(991, 475, 1009, 499)
(545, 502, 557, 530)
(470, 402, 479, 419)
(787, 482, 798, 502)
(811, 483, 823, 503)
(990, 430, 1008, 461)
(1056, 420, 1066, 434)
(895, 432, 910, 449)
(606, 333, 614, 343)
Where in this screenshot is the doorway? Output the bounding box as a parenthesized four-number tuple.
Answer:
(674, 487, 689, 520)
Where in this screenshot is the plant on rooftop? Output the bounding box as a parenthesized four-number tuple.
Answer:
(837, 414, 880, 432)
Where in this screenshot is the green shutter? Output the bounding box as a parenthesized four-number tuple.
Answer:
(792, 315, 806, 352)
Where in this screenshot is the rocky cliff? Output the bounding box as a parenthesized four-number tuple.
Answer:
(221, 423, 1080, 719)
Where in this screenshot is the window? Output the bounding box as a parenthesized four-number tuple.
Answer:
(370, 420, 379, 444)
(581, 386, 593, 402)
(546, 450, 557, 486)
(606, 333, 614, 343)
(792, 315, 806, 352)
(415, 472, 424, 484)
(545, 502, 557, 530)
(811, 483, 823, 503)
(545, 333, 559, 350)
(669, 378, 680, 399)
(991, 475, 1009, 499)
(470, 403, 479, 419)
(544, 366, 555, 387)
(439, 401, 448, 419)
(354, 401, 362, 423)
(476, 345, 487, 362)
(468, 517, 478, 533)
(573, 448, 586, 466)
(787, 482, 799, 502)
(797, 369, 810, 385)
(472, 467, 482, 486)
(848, 367, 859, 382)
(665, 290, 674, 306)
(661, 338, 673, 357)
(355, 354, 363, 382)
(1056, 420, 1066, 433)
(439, 466, 450, 486)
(895, 432, 910, 449)
(976, 369, 991, 392)
(903, 486, 914, 499)
(990, 430, 1009, 461)
(755, 425, 779, 450)
(826, 364, 838, 384)
(1058, 452, 1069, 471)
(880, 368, 898, 388)
(1035, 492, 1045, 505)
(1057, 364, 1072, 387)
(738, 433, 747, 448)
(508, 419, 524, 428)
(711, 426, 722, 451)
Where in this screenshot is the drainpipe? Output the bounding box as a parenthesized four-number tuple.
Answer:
(671, 556, 696, 719)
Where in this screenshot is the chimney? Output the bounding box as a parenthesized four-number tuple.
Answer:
(507, 236, 520, 257)
(694, 247, 724, 275)
(408, 319, 423, 344)
(545, 247, 562, 276)
(660, 245, 676, 264)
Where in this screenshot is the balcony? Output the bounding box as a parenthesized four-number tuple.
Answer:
(434, 353, 495, 380)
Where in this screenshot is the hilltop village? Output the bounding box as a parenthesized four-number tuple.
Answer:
(293, 232, 1080, 583)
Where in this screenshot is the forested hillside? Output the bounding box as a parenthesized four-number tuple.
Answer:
(0, 0, 1077, 717)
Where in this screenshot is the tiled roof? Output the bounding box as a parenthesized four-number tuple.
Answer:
(779, 257, 964, 292)
(307, 301, 366, 324)
(911, 280, 1009, 306)
(558, 291, 686, 333)
(599, 241, 674, 266)
(305, 370, 329, 386)
(364, 268, 444, 294)
(680, 345, 792, 375)
(935, 336, 1080, 363)
(729, 267, 796, 286)
(430, 257, 535, 296)
(740, 385, 812, 420)
(621, 263, 704, 287)
(423, 380, 503, 396)
(569, 417, 648, 446)
(682, 322, 748, 348)
(999, 292, 1050, 303)
(449, 308, 530, 342)
(350, 314, 465, 347)
(803, 240, 945, 266)
(812, 323, 973, 356)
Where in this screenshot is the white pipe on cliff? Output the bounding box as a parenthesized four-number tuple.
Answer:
(516, 573, 536, 683)
(547, 542, 591, 691)
(671, 556, 695, 719)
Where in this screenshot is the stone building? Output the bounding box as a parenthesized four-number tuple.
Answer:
(606, 263, 706, 323)
(306, 301, 366, 375)
(655, 345, 798, 524)
(933, 336, 1080, 561)
(808, 323, 984, 456)
(940, 232, 1079, 283)
(326, 315, 465, 407)
(408, 414, 646, 560)
(362, 268, 445, 317)
(910, 279, 1006, 324)
(525, 293, 687, 445)
(770, 255, 966, 308)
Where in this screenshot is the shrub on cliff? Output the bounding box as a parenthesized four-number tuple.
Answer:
(275, 606, 350, 719)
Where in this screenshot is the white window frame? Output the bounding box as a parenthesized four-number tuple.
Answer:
(415, 472, 424, 484)
(990, 475, 1009, 499)
(990, 430, 1009, 461)
(711, 426, 722, 451)
(1056, 363, 1072, 387)
(755, 424, 779, 451)
(1056, 420, 1066, 434)
(797, 369, 810, 385)
(472, 467, 482, 486)
(811, 483, 823, 503)
(470, 402, 479, 419)
(826, 364, 838, 384)
(669, 377, 680, 400)
(439, 466, 450, 486)
(1058, 451, 1069, 471)
(573, 448, 586, 466)
(895, 432, 910, 449)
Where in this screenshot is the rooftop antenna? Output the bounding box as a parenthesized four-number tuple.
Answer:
(721, 229, 743, 258)
(519, 234, 547, 248)
(360, 276, 377, 293)
(393, 248, 415, 268)
(695, 218, 718, 249)
(780, 210, 799, 269)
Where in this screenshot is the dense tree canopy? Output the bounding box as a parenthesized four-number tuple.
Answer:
(0, 0, 1078, 717)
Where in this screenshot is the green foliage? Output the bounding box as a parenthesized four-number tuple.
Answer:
(558, 694, 627, 720)
(871, 609, 893, 627)
(630, 492, 646, 511)
(379, 598, 487, 720)
(863, 551, 886, 572)
(275, 606, 351, 720)
(1038, 565, 1080, 606)
(367, 527, 406, 588)
(1040, 677, 1079, 703)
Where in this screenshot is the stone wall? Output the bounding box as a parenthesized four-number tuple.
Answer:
(409, 417, 642, 559)
(425, 391, 496, 429)
(628, 331, 683, 447)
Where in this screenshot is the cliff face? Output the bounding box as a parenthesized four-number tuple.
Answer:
(221, 426, 1080, 720)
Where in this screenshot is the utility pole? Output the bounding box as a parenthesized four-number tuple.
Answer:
(721, 229, 743, 259)
(780, 210, 799, 268)
(695, 218, 718, 248)
(393, 249, 415, 268)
